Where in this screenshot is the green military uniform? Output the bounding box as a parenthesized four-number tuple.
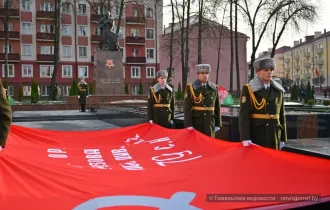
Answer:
(78, 80, 89, 112)
(147, 70, 175, 128)
(0, 82, 12, 148)
(239, 58, 287, 150)
(184, 64, 222, 138)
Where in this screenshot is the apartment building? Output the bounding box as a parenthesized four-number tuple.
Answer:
(282, 30, 330, 89)
(0, 0, 162, 98)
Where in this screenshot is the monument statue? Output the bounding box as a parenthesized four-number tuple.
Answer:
(99, 11, 120, 51)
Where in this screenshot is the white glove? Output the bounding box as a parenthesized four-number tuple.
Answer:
(78, 96, 80, 99)
(215, 126, 220, 132)
(87, 96, 89, 98)
(280, 142, 285, 149)
(0, 145, 2, 151)
(170, 120, 174, 124)
(242, 140, 252, 147)
(187, 127, 194, 130)
(149, 120, 153, 124)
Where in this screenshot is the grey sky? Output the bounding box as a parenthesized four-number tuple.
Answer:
(162, 0, 330, 61)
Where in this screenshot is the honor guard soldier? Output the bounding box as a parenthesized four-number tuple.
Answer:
(148, 70, 175, 128)
(78, 77, 89, 112)
(0, 81, 12, 151)
(184, 64, 221, 138)
(239, 57, 287, 150)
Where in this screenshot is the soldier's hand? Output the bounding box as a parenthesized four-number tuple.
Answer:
(0, 145, 2, 152)
(242, 140, 252, 147)
(78, 96, 80, 99)
(280, 142, 285, 150)
(215, 126, 220, 132)
(187, 127, 194, 130)
(170, 120, 174, 125)
(149, 120, 153, 125)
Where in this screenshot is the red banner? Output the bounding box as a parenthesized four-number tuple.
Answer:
(1, 123, 329, 210)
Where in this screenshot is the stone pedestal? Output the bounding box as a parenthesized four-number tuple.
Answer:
(94, 49, 124, 95)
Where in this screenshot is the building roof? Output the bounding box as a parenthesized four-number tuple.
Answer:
(163, 14, 249, 38)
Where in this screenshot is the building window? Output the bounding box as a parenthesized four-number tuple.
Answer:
(133, 8, 138, 17)
(78, 66, 88, 78)
(131, 85, 138, 95)
(79, 46, 87, 57)
(62, 46, 71, 57)
(61, 3, 70, 13)
(146, 49, 154, 59)
(94, 27, 100, 35)
(22, 22, 32, 34)
(131, 67, 140, 78)
(114, 27, 124, 38)
(146, 8, 153, 18)
(2, 44, 12, 53)
(146, 67, 155, 78)
(319, 43, 323, 49)
(22, 64, 33, 77)
(41, 86, 50, 96)
(78, 26, 87, 36)
(21, 0, 32, 11)
(131, 29, 139, 37)
(62, 65, 72, 78)
(132, 48, 139, 57)
(22, 44, 32, 56)
(40, 2, 54, 11)
(40, 24, 54, 33)
(2, 64, 14, 77)
(146, 29, 154, 39)
(41, 46, 54, 55)
(7, 85, 14, 96)
(62, 86, 70, 96)
(120, 47, 124, 58)
(78, 4, 86, 14)
(23, 86, 31, 96)
(40, 65, 54, 78)
(62, 25, 71, 36)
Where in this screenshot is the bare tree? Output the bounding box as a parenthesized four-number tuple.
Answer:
(235, 0, 240, 96)
(269, 0, 318, 57)
(168, 0, 175, 73)
(237, 0, 297, 79)
(183, 0, 192, 89)
(229, 0, 233, 93)
(197, 0, 204, 64)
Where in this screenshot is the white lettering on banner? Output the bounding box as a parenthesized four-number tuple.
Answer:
(125, 134, 145, 145)
(152, 151, 202, 167)
(84, 149, 112, 170)
(73, 192, 201, 210)
(111, 147, 132, 161)
(120, 161, 144, 170)
(47, 148, 68, 159)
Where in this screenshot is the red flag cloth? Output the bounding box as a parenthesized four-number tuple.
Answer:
(315, 67, 319, 76)
(1, 123, 330, 210)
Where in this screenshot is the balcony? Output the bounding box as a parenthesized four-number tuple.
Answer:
(0, 31, 20, 39)
(36, 11, 55, 19)
(37, 33, 55, 41)
(304, 73, 311, 79)
(294, 75, 300, 80)
(295, 65, 300, 70)
(0, 8, 19, 17)
(316, 48, 323, 54)
(126, 56, 146, 63)
(126, 16, 146, 24)
(316, 59, 324, 65)
(91, 35, 100, 42)
(37, 54, 54, 62)
(294, 55, 300, 60)
(304, 52, 310, 57)
(284, 67, 290, 72)
(91, 14, 102, 22)
(126, 36, 145, 44)
(284, 58, 290, 63)
(304, 63, 311, 68)
(0, 53, 20, 61)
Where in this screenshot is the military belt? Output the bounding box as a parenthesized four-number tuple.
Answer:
(192, 106, 214, 111)
(154, 104, 170, 108)
(251, 114, 279, 120)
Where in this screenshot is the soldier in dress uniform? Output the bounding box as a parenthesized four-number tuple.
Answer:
(239, 57, 287, 150)
(78, 77, 89, 112)
(147, 70, 175, 128)
(183, 64, 221, 138)
(0, 81, 12, 151)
